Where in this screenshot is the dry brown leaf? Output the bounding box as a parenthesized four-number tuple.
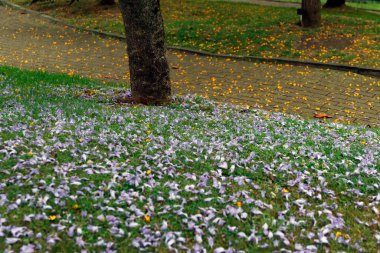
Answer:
(314, 113, 332, 119)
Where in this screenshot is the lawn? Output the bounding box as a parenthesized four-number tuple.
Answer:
(0, 66, 379, 252)
(11, 0, 380, 68)
(275, 0, 380, 11)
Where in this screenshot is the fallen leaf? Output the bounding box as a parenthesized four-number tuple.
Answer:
(314, 113, 332, 119)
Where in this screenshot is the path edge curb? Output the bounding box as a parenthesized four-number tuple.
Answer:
(1, 0, 380, 78)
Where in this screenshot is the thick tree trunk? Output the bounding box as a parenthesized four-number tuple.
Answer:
(118, 0, 171, 104)
(323, 0, 346, 8)
(99, 0, 115, 5)
(301, 0, 321, 28)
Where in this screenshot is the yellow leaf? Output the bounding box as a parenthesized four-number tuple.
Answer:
(282, 188, 289, 193)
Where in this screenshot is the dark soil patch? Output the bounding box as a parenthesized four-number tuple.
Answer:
(296, 35, 354, 51)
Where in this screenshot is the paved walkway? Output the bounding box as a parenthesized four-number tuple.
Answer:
(0, 6, 379, 126)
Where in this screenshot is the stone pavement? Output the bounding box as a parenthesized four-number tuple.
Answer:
(0, 6, 379, 126)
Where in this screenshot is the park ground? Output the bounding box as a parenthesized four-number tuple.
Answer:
(0, 66, 379, 252)
(0, 0, 379, 252)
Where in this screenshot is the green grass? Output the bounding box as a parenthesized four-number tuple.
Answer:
(275, 0, 380, 11)
(0, 66, 379, 252)
(11, 0, 380, 68)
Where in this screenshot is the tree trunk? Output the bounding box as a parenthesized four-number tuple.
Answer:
(323, 0, 346, 8)
(301, 0, 321, 28)
(118, 0, 171, 104)
(99, 0, 115, 5)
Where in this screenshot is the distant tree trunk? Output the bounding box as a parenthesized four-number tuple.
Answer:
(118, 0, 171, 104)
(99, 0, 115, 5)
(323, 0, 346, 8)
(301, 0, 321, 28)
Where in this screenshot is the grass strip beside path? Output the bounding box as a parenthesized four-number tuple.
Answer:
(273, 0, 380, 11)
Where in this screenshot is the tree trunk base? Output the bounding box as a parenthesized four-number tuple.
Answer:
(323, 0, 346, 8)
(301, 0, 321, 28)
(99, 0, 115, 6)
(119, 0, 172, 103)
(323, 4, 346, 8)
(115, 94, 172, 106)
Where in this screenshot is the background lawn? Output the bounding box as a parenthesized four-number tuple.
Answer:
(275, 0, 380, 11)
(11, 0, 380, 68)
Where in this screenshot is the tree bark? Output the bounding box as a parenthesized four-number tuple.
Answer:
(118, 0, 171, 104)
(301, 0, 321, 28)
(323, 0, 346, 8)
(99, 0, 115, 5)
